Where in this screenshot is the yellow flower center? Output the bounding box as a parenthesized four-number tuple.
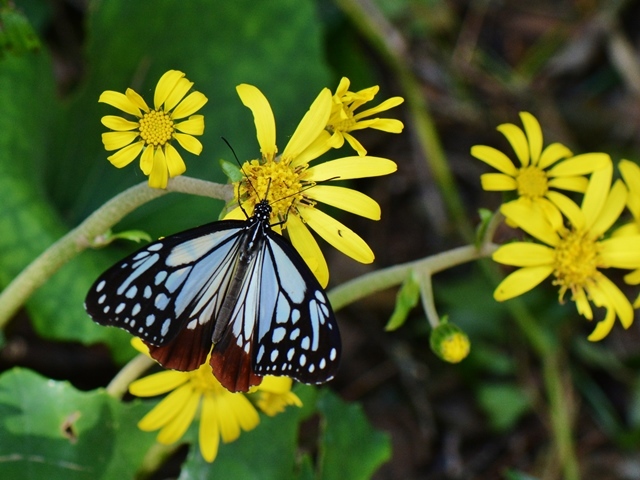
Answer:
(138, 109, 174, 146)
(239, 158, 308, 224)
(516, 166, 548, 199)
(552, 228, 600, 300)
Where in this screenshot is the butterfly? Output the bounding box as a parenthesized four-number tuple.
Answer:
(84, 198, 341, 392)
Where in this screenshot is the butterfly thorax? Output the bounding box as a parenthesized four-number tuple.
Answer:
(211, 200, 273, 343)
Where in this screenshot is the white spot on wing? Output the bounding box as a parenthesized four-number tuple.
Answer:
(132, 303, 141, 316)
(270, 350, 279, 362)
(146, 314, 155, 326)
(115, 303, 126, 314)
(96, 280, 106, 292)
(161, 319, 171, 337)
(301, 336, 310, 350)
(125, 286, 137, 299)
(272, 327, 286, 343)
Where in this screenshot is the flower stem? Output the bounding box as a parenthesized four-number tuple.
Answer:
(106, 353, 155, 399)
(328, 243, 497, 311)
(0, 176, 231, 330)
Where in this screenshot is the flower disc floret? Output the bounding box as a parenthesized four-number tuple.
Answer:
(552, 228, 600, 300)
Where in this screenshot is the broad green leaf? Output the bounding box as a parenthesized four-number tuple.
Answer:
(0, 368, 155, 479)
(317, 389, 391, 480)
(385, 270, 420, 331)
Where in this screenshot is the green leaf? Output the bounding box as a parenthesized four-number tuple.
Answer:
(385, 271, 420, 331)
(0, 368, 155, 479)
(477, 383, 531, 431)
(317, 389, 391, 480)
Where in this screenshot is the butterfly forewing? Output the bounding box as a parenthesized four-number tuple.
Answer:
(85, 200, 342, 392)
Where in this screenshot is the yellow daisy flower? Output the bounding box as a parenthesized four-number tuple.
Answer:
(129, 340, 301, 463)
(324, 77, 404, 156)
(225, 83, 397, 287)
(471, 112, 610, 228)
(492, 163, 640, 341)
(99, 70, 208, 189)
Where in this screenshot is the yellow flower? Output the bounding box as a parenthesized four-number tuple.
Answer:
(129, 339, 302, 463)
(325, 77, 404, 156)
(99, 70, 208, 189)
(492, 164, 640, 341)
(471, 112, 609, 228)
(225, 84, 397, 287)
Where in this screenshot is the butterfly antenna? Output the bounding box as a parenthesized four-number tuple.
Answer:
(222, 137, 263, 218)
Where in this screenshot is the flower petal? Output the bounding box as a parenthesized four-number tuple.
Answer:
(589, 179, 627, 237)
(164, 143, 187, 177)
(538, 143, 573, 170)
(126, 88, 150, 113)
(164, 77, 193, 112)
(354, 97, 404, 119)
(295, 130, 334, 165)
(470, 145, 518, 176)
(283, 88, 332, 163)
(581, 162, 613, 229)
(102, 131, 139, 151)
(156, 388, 200, 444)
(287, 214, 329, 287)
(547, 176, 588, 192)
(500, 201, 561, 246)
(106, 141, 144, 168)
(619, 159, 640, 218)
(148, 147, 169, 189)
(492, 243, 555, 267)
(129, 371, 189, 397)
(547, 152, 611, 177)
(199, 393, 220, 462)
(493, 265, 554, 301)
(175, 115, 205, 135)
(305, 185, 381, 220)
(154, 70, 185, 110)
(546, 191, 584, 230)
(299, 205, 374, 264)
(174, 133, 203, 155)
(237, 84, 277, 160)
(305, 156, 396, 182)
(587, 308, 616, 342)
(519, 112, 543, 165)
(171, 91, 208, 120)
(101, 115, 139, 131)
(137, 384, 192, 431)
(140, 146, 154, 175)
(497, 122, 529, 167)
(343, 131, 367, 156)
(99, 90, 142, 116)
(599, 235, 640, 267)
(480, 173, 517, 191)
